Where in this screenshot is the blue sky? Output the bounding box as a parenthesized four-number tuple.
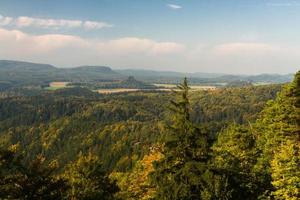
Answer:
(0, 0, 299, 74)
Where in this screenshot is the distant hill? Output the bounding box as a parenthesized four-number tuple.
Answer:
(0, 60, 295, 90)
(215, 74, 293, 84)
(246, 74, 293, 83)
(0, 60, 123, 87)
(61, 65, 121, 81)
(117, 68, 293, 84)
(71, 66, 116, 74)
(0, 60, 60, 87)
(0, 60, 56, 71)
(116, 69, 224, 79)
(116, 69, 186, 78)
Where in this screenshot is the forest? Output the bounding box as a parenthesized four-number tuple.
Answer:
(0, 71, 299, 200)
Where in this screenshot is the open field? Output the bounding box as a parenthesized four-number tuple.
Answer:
(97, 86, 217, 94)
(97, 88, 141, 94)
(154, 83, 177, 88)
(253, 82, 272, 86)
(43, 82, 217, 93)
(45, 82, 70, 90)
(154, 83, 216, 90)
(189, 85, 216, 90)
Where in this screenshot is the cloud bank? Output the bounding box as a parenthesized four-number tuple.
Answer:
(0, 27, 299, 74)
(214, 42, 279, 55)
(0, 14, 113, 30)
(0, 28, 184, 68)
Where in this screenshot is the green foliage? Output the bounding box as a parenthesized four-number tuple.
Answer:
(0, 73, 290, 199)
(253, 72, 300, 192)
(0, 84, 278, 174)
(268, 71, 300, 199)
(96, 76, 157, 89)
(112, 146, 163, 200)
(271, 139, 300, 200)
(212, 124, 263, 199)
(151, 78, 215, 200)
(0, 145, 67, 200)
(63, 152, 119, 200)
(190, 84, 282, 125)
(212, 71, 300, 199)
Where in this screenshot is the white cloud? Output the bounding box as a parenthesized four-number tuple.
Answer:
(0, 28, 185, 67)
(83, 21, 113, 30)
(167, 4, 182, 10)
(15, 16, 83, 29)
(0, 28, 88, 54)
(98, 37, 184, 55)
(183, 42, 300, 74)
(0, 27, 298, 74)
(0, 14, 112, 30)
(151, 42, 185, 54)
(0, 15, 13, 26)
(214, 42, 280, 55)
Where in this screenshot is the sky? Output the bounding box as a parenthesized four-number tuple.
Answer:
(0, 0, 300, 74)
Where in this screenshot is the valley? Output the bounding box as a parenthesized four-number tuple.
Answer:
(0, 60, 298, 200)
(1, 1, 299, 199)
(0, 60, 293, 95)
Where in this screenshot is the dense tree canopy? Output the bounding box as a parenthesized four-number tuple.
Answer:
(63, 152, 119, 200)
(0, 71, 298, 199)
(212, 71, 300, 199)
(0, 145, 68, 200)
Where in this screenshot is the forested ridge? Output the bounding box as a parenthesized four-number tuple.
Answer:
(0, 71, 299, 199)
(0, 60, 293, 90)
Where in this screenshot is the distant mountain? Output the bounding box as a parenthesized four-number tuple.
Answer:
(116, 69, 224, 79)
(215, 74, 293, 84)
(0, 60, 56, 71)
(0, 60, 295, 90)
(189, 72, 226, 78)
(71, 66, 116, 74)
(128, 72, 292, 85)
(61, 65, 122, 81)
(0, 60, 123, 87)
(117, 69, 293, 84)
(0, 60, 60, 87)
(246, 74, 294, 83)
(116, 69, 186, 78)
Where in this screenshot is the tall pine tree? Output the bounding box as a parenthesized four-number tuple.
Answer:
(151, 78, 214, 200)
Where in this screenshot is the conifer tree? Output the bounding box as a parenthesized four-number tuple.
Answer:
(151, 78, 213, 200)
(269, 71, 300, 199)
(249, 71, 298, 194)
